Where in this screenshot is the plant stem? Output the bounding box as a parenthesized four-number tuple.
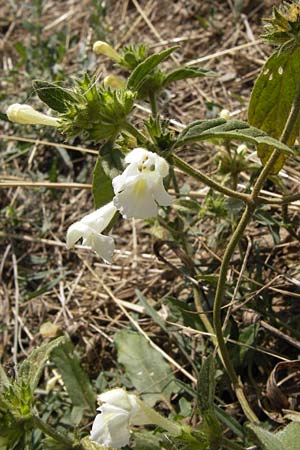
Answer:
(172, 154, 250, 204)
(212, 92, 300, 423)
(32, 414, 76, 449)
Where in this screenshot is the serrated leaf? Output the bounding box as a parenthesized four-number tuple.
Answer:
(175, 118, 292, 156)
(127, 46, 178, 91)
(92, 155, 115, 209)
(18, 337, 64, 391)
(197, 356, 216, 415)
(50, 338, 96, 413)
(163, 67, 215, 86)
(248, 47, 300, 174)
(33, 80, 77, 113)
(114, 330, 179, 406)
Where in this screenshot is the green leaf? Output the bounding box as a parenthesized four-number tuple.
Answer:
(197, 355, 216, 415)
(248, 46, 300, 174)
(18, 337, 64, 391)
(127, 46, 178, 91)
(100, 142, 124, 179)
(92, 155, 115, 209)
(133, 431, 161, 450)
(163, 67, 215, 86)
(247, 424, 283, 450)
(114, 330, 179, 406)
(135, 289, 167, 332)
(175, 118, 293, 156)
(50, 338, 96, 413)
(33, 80, 78, 113)
(278, 423, 300, 450)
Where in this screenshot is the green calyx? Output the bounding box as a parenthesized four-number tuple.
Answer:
(59, 75, 136, 142)
(263, 1, 300, 46)
(118, 43, 149, 70)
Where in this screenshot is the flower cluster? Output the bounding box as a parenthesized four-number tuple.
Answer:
(67, 147, 173, 263)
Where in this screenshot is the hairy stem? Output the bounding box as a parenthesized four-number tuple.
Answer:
(212, 92, 300, 423)
(172, 154, 250, 203)
(32, 414, 78, 449)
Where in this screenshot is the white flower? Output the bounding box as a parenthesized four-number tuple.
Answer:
(90, 388, 180, 449)
(93, 41, 121, 62)
(7, 104, 59, 126)
(66, 202, 116, 263)
(113, 148, 173, 219)
(90, 389, 151, 448)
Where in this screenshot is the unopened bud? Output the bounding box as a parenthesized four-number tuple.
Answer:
(219, 109, 230, 120)
(93, 41, 121, 62)
(103, 75, 125, 89)
(7, 104, 59, 126)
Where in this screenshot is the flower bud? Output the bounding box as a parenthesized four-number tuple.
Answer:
(219, 109, 230, 121)
(103, 75, 125, 89)
(7, 104, 59, 126)
(93, 41, 121, 62)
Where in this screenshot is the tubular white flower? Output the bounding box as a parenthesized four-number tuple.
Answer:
(113, 148, 173, 219)
(7, 104, 60, 126)
(103, 75, 125, 89)
(66, 202, 117, 263)
(90, 388, 180, 449)
(93, 41, 121, 62)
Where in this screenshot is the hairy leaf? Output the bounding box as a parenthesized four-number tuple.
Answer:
(50, 338, 96, 412)
(80, 436, 107, 449)
(163, 67, 215, 86)
(19, 337, 64, 391)
(248, 425, 282, 450)
(33, 80, 78, 113)
(92, 155, 115, 209)
(175, 118, 292, 156)
(115, 330, 179, 406)
(248, 46, 300, 173)
(127, 46, 178, 91)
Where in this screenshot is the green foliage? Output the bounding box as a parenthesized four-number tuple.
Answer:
(19, 337, 64, 392)
(92, 155, 114, 209)
(33, 80, 78, 113)
(59, 75, 136, 142)
(127, 46, 178, 91)
(118, 44, 149, 70)
(162, 67, 215, 87)
(175, 118, 293, 156)
(263, 2, 300, 45)
(92, 142, 124, 208)
(50, 338, 96, 413)
(248, 422, 300, 450)
(114, 330, 180, 406)
(248, 46, 300, 173)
